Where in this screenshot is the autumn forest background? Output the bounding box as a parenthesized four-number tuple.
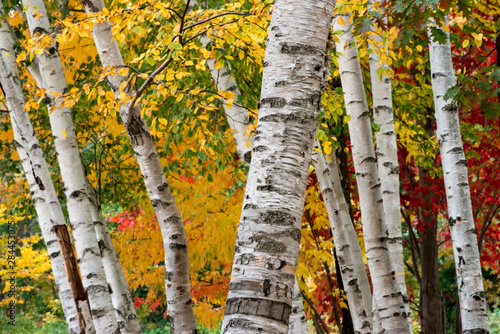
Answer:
(0, 0, 499, 333)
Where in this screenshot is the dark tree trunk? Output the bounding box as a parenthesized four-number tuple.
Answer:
(334, 249, 355, 334)
(417, 115, 445, 334)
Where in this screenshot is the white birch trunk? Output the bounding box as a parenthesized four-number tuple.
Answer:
(288, 280, 308, 334)
(0, 21, 91, 334)
(22, 1, 119, 332)
(325, 151, 374, 324)
(86, 183, 142, 334)
(220, 1, 335, 333)
(312, 141, 372, 333)
(428, 25, 489, 333)
(334, 13, 410, 333)
(366, 2, 411, 326)
(79, 0, 197, 331)
(201, 35, 254, 164)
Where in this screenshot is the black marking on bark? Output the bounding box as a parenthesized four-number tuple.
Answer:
(259, 211, 296, 226)
(443, 103, 458, 112)
(50, 251, 60, 259)
(86, 284, 109, 295)
(447, 147, 463, 154)
(358, 111, 370, 119)
(170, 234, 181, 240)
(361, 156, 377, 164)
(32, 27, 49, 36)
(81, 0, 100, 13)
(165, 271, 173, 281)
(236, 253, 255, 265)
(449, 217, 456, 227)
(253, 145, 268, 152)
(280, 42, 323, 56)
(108, 284, 113, 294)
(458, 182, 469, 187)
(69, 190, 86, 199)
(263, 279, 271, 296)
(275, 81, 288, 87)
(456, 159, 468, 167)
(225, 297, 292, 324)
(151, 199, 171, 208)
(260, 97, 286, 109)
(374, 105, 392, 114)
(169, 243, 187, 250)
(244, 151, 252, 164)
(34, 176, 45, 190)
(97, 239, 105, 254)
(322, 188, 334, 195)
(243, 204, 257, 210)
(370, 183, 382, 189)
(256, 240, 286, 254)
(263, 61, 270, 67)
(432, 72, 447, 79)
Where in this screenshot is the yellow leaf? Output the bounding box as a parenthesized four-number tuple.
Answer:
(474, 33, 483, 47)
(462, 39, 469, 48)
(239, 50, 245, 60)
(337, 16, 345, 25)
(62, 129, 67, 138)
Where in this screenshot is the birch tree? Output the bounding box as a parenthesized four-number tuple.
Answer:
(0, 17, 95, 334)
(80, 0, 197, 331)
(428, 24, 490, 333)
(334, 10, 410, 332)
(22, 0, 119, 331)
(312, 141, 372, 333)
(220, 1, 335, 333)
(366, 0, 411, 325)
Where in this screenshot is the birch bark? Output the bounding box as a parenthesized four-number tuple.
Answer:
(220, 1, 335, 333)
(0, 20, 90, 334)
(22, 0, 119, 331)
(428, 25, 489, 333)
(312, 141, 372, 333)
(334, 12, 410, 333)
(86, 182, 142, 333)
(366, 1, 411, 325)
(79, 0, 197, 331)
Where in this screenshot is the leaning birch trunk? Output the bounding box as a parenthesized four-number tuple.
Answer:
(201, 35, 254, 164)
(0, 29, 91, 334)
(22, 0, 119, 332)
(325, 150, 374, 324)
(204, 40, 308, 334)
(80, 0, 197, 331)
(220, 1, 335, 333)
(86, 182, 142, 333)
(334, 12, 410, 332)
(366, 1, 411, 326)
(312, 141, 372, 333)
(428, 24, 489, 333)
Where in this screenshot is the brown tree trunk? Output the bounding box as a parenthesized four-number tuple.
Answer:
(417, 115, 445, 334)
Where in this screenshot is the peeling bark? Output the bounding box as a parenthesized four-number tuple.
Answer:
(220, 1, 335, 333)
(79, 0, 197, 331)
(428, 24, 489, 333)
(22, 0, 119, 331)
(334, 12, 410, 333)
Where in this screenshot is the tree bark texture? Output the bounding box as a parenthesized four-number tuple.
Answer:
(86, 183, 142, 333)
(334, 13, 410, 333)
(23, 0, 119, 331)
(325, 150, 375, 330)
(0, 18, 91, 333)
(220, 1, 335, 333)
(366, 1, 411, 326)
(288, 279, 308, 334)
(79, 0, 197, 331)
(312, 141, 372, 334)
(428, 25, 489, 333)
(417, 115, 445, 334)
